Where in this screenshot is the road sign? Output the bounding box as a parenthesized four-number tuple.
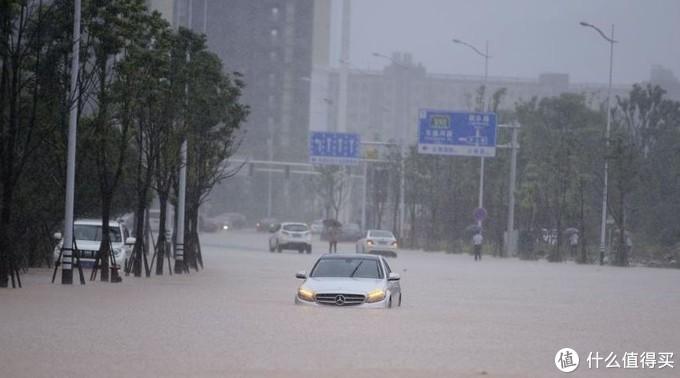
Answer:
(474, 207, 487, 222)
(417, 110, 497, 157)
(308, 131, 361, 165)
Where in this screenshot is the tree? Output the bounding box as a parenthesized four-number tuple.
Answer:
(0, 0, 67, 287)
(178, 28, 248, 270)
(609, 84, 680, 265)
(77, 0, 150, 281)
(115, 10, 173, 276)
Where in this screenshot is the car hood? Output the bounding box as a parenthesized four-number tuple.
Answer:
(303, 277, 384, 294)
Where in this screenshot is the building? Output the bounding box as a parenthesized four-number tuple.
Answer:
(313, 52, 635, 145)
(161, 0, 331, 163)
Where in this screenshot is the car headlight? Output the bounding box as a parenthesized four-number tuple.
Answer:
(366, 289, 385, 303)
(223, 225, 229, 230)
(112, 248, 123, 257)
(367, 240, 374, 246)
(297, 287, 316, 302)
(391, 241, 398, 248)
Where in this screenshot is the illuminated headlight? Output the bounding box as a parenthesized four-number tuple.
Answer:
(297, 287, 316, 302)
(391, 241, 398, 248)
(367, 240, 374, 246)
(222, 225, 229, 230)
(366, 289, 385, 303)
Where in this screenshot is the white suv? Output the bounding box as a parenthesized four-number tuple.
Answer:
(53, 219, 135, 268)
(269, 222, 312, 254)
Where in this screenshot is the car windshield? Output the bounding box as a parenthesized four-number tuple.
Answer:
(74, 225, 122, 243)
(283, 224, 308, 232)
(310, 257, 383, 279)
(369, 230, 394, 238)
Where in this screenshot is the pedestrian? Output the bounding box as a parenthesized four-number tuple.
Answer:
(569, 232, 579, 258)
(328, 224, 339, 254)
(472, 232, 483, 261)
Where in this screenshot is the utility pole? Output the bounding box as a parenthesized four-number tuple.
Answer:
(174, 140, 187, 274)
(580, 21, 616, 265)
(504, 123, 520, 257)
(452, 38, 491, 228)
(61, 0, 81, 285)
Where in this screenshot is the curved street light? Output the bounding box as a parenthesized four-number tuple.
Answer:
(451, 38, 491, 224)
(580, 21, 617, 265)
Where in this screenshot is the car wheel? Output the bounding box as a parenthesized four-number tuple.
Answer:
(269, 244, 275, 252)
(398, 294, 402, 307)
(277, 244, 283, 253)
(306, 245, 312, 254)
(298, 248, 303, 254)
(387, 296, 393, 308)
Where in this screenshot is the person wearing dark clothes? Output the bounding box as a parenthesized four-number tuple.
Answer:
(328, 225, 339, 253)
(473, 232, 483, 261)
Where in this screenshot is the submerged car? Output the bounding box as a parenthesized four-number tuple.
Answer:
(295, 254, 401, 308)
(356, 229, 398, 257)
(53, 219, 135, 268)
(269, 222, 312, 253)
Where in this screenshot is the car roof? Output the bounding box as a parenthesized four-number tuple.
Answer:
(318, 253, 380, 261)
(368, 229, 394, 234)
(281, 222, 308, 226)
(75, 219, 121, 226)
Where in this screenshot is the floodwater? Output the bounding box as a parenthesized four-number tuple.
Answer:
(1, 229, 678, 377)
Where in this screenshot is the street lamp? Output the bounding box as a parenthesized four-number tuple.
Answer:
(451, 38, 490, 225)
(580, 21, 616, 265)
(371, 52, 408, 239)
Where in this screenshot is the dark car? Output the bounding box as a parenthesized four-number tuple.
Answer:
(256, 217, 278, 232)
(216, 212, 247, 231)
(339, 223, 363, 242)
(321, 222, 363, 242)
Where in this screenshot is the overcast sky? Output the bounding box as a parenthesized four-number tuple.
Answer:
(341, 0, 680, 85)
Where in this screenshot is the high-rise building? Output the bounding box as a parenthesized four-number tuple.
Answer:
(169, 0, 330, 163)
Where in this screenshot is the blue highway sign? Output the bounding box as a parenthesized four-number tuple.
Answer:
(417, 110, 497, 157)
(308, 131, 361, 165)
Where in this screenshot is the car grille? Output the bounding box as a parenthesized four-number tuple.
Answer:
(316, 293, 366, 306)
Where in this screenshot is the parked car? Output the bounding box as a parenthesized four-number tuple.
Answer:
(310, 219, 324, 234)
(199, 216, 220, 233)
(356, 229, 398, 257)
(216, 212, 247, 230)
(339, 223, 363, 242)
(268, 222, 312, 253)
(294, 254, 402, 308)
(53, 219, 135, 269)
(256, 217, 278, 232)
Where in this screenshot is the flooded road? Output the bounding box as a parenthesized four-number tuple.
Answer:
(1, 230, 678, 377)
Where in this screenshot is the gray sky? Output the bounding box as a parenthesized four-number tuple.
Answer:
(346, 0, 680, 85)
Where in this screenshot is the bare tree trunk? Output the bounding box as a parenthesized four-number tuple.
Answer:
(155, 192, 169, 275)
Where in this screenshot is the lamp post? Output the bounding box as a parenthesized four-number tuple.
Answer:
(61, 0, 81, 285)
(451, 38, 490, 225)
(580, 22, 616, 265)
(371, 52, 408, 239)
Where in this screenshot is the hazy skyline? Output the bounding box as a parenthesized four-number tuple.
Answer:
(343, 0, 680, 86)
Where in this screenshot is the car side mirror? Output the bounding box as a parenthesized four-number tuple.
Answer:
(125, 237, 136, 245)
(53, 232, 62, 240)
(295, 271, 307, 279)
(388, 272, 400, 281)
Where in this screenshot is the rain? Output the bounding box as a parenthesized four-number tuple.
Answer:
(1, 1, 679, 377)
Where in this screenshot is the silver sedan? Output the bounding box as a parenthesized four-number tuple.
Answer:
(294, 254, 402, 308)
